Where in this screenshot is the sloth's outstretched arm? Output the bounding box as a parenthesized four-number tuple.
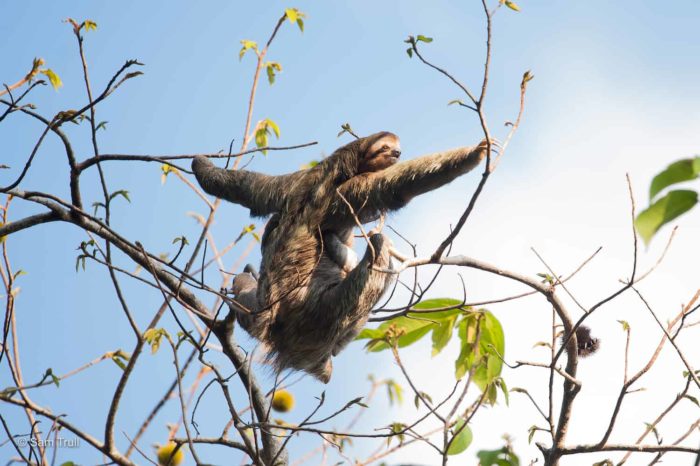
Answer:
(192, 156, 303, 216)
(333, 142, 488, 222)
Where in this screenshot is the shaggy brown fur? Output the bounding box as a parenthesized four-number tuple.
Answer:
(192, 133, 488, 382)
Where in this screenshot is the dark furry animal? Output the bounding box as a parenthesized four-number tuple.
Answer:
(573, 325, 600, 357)
(192, 133, 488, 382)
(559, 325, 600, 359)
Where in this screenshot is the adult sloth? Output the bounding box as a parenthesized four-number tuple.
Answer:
(192, 132, 489, 382)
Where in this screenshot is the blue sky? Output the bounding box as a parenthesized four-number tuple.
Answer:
(2, 1, 700, 465)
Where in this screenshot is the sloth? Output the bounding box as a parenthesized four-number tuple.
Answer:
(192, 133, 489, 382)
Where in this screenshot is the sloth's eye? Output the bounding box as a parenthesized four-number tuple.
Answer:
(381, 145, 390, 151)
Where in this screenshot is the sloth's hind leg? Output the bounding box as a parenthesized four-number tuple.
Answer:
(230, 268, 267, 340)
(323, 231, 358, 273)
(308, 358, 333, 384)
(325, 233, 395, 357)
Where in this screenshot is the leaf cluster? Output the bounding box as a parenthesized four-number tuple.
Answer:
(356, 298, 506, 403)
(635, 156, 700, 244)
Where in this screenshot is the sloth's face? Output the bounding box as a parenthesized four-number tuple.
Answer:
(358, 133, 401, 173)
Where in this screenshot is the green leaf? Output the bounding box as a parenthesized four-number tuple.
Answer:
(91, 201, 104, 216)
(144, 328, 168, 354)
(96, 121, 108, 131)
(387, 422, 406, 447)
(84, 20, 97, 31)
(504, 0, 521, 11)
(43, 368, 60, 387)
(30, 57, 45, 75)
(285, 8, 298, 23)
(337, 123, 356, 138)
(446, 420, 472, 455)
(356, 298, 466, 352)
(477, 317, 505, 384)
(386, 380, 403, 406)
(406, 48, 413, 58)
(265, 118, 281, 138)
(527, 425, 537, 444)
(649, 157, 700, 201)
(123, 71, 144, 81)
(265, 62, 282, 85)
(495, 377, 509, 406)
(645, 422, 661, 442)
(172, 236, 189, 246)
(110, 351, 129, 371)
(617, 319, 630, 332)
(75, 255, 86, 272)
(431, 313, 457, 356)
(477, 446, 520, 466)
(254, 119, 281, 154)
(448, 99, 464, 106)
(413, 391, 433, 409)
(56, 109, 78, 122)
(343, 396, 366, 410)
(455, 317, 476, 379)
(239, 39, 258, 60)
(416, 35, 433, 43)
(0, 386, 18, 396)
(536, 272, 555, 285)
(160, 164, 174, 184)
(455, 311, 505, 397)
(357, 318, 430, 351)
(109, 189, 131, 204)
(413, 298, 465, 312)
(285, 8, 306, 32)
(485, 382, 498, 405)
(41, 69, 62, 90)
(635, 189, 698, 245)
(255, 128, 268, 150)
(301, 160, 319, 169)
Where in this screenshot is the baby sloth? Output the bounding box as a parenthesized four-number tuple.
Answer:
(192, 132, 489, 382)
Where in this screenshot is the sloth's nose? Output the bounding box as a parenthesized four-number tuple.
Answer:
(392, 149, 401, 158)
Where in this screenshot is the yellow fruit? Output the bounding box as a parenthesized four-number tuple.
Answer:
(157, 442, 185, 466)
(271, 389, 295, 412)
